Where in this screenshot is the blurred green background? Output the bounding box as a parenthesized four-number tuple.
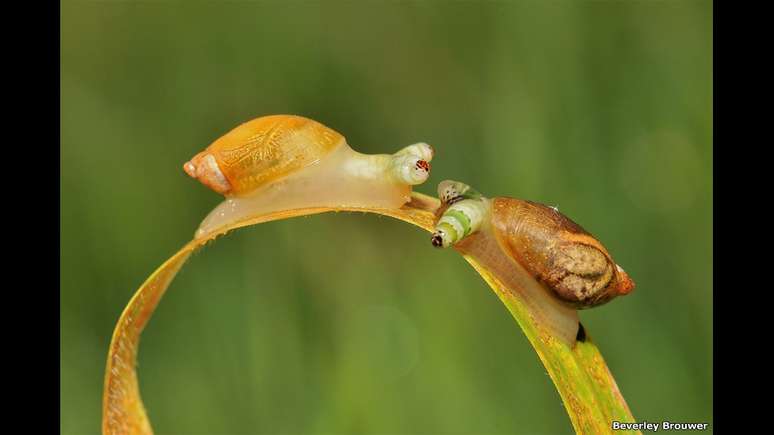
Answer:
(61, 1, 712, 434)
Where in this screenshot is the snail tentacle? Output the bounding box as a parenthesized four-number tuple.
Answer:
(388, 153, 431, 185)
(431, 180, 490, 248)
(387, 143, 434, 186)
(431, 199, 489, 248)
(394, 142, 434, 162)
(438, 179, 482, 204)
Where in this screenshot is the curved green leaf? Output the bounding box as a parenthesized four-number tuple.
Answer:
(102, 192, 637, 434)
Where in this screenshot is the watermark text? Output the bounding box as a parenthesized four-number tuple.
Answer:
(612, 421, 709, 432)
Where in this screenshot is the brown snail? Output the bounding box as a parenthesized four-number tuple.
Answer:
(431, 180, 634, 343)
(183, 114, 434, 238)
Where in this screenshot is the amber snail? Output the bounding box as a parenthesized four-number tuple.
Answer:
(184, 114, 433, 237)
(431, 180, 634, 343)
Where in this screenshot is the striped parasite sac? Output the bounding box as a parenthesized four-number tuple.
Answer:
(184, 114, 434, 238)
(431, 180, 634, 309)
(431, 180, 487, 248)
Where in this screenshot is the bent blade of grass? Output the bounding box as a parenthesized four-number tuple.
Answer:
(102, 192, 637, 435)
(461, 255, 637, 434)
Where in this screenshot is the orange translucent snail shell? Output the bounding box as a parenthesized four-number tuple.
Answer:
(183, 115, 344, 197)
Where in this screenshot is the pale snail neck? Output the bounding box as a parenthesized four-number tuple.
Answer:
(340, 150, 395, 180)
(195, 141, 412, 239)
(456, 226, 580, 347)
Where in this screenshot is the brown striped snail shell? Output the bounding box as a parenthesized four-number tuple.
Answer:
(432, 180, 634, 310)
(489, 197, 634, 309)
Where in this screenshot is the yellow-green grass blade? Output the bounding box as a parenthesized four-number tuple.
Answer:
(461, 254, 637, 434)
(102, 192, 637, 434)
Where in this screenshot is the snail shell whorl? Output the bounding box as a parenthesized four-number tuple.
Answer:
(490, 198, 634, 309)
(184, 115, 344, 197)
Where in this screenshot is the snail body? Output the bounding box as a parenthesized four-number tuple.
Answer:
(432, 180, 634, 311)
(184, 115, 433, 238)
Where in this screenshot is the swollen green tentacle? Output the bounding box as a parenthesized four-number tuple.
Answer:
(388, 143, 434, 185)
(432, 180, 489, 248)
